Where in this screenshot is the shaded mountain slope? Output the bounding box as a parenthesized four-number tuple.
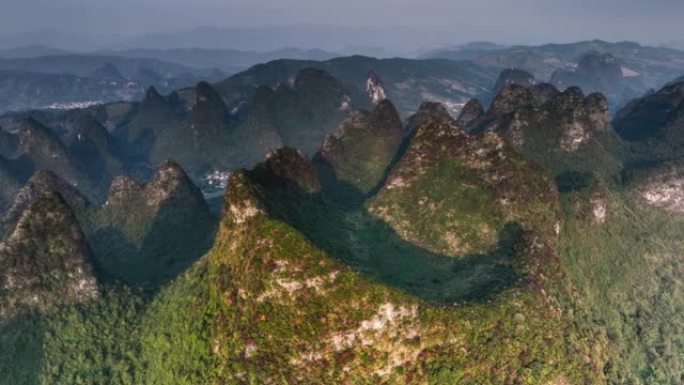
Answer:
(83, 161, 216, 286)
(138, 147, 595, 384)
(368, 112, 559, 257)
(614, 81, 684, 165)
(0, 191, 98, 320)
(0, 170, 88, 239)
(314, 99, 405, 203)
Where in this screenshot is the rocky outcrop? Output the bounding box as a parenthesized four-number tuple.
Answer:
(488, 84, 620, 177)
(628, 160, 684, 215)
(0, 191, 98, 319)
(366, 70, 387, 104)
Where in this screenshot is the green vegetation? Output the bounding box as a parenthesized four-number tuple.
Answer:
(316, 100, 405, 199)
(3, 84, 684, 384)
(559, 190, 684, 384)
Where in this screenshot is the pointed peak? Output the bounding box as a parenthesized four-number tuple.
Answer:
(220, 149, 319, 228)
(1, 170, 88, 237)
(19, 117, 48, 133)
(493, 68, 536, 92)
(196, 81, 216, 96)
(416, 101, 452, 115)
(222, 170, 266, 226)
(151, 159, 190, 183)
(0, 189, 99, 319)
(584, 92, 611, 132)
(456, 99, 484, 128)
(370, 99, 402, 125)
(251, 147, 320, 193)
(488, 84, 537, 117)
(408, 102, 458, 132)
(142, 86, 167, 106)
(293, 68, 344, 98)
(530, 83, 561, 104)
(69, 114, 110, 138)
(550, 86, 587, 111)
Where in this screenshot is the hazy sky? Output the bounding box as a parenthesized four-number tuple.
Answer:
(2, 0, 683, 49)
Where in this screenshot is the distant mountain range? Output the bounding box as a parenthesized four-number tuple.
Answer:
(5, 73, 684, 383)
(96, 47, 340, 74)
(0, 39, 682, 196)
(423, 39, 684, 108)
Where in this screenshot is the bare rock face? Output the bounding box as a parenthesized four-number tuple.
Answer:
(0, 191, 99, 319)
(366, 71, 388, 104)
(629, 161, 684, 215)
(549, 88, 611, 152)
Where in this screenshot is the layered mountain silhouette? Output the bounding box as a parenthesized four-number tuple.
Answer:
(4, 47, 684, 384)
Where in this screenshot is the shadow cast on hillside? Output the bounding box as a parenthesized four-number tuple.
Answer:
(85, 189, 217, 290)
(260, 184, 522, 304)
